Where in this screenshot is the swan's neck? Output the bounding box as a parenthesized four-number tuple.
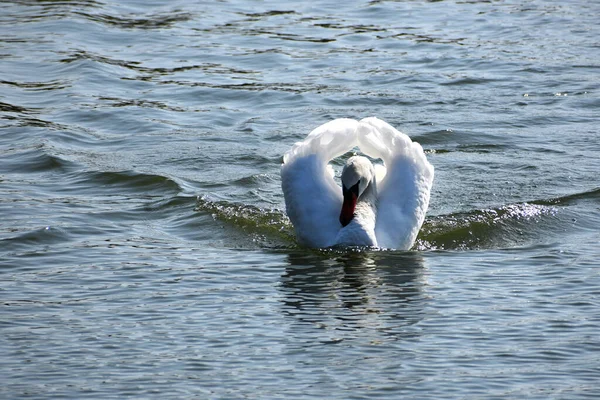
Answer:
(354, 180, 378, 230)
(336, 181, 378, 247)
(358, 179, 378, 208)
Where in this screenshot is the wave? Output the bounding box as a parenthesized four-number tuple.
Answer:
(0, 147, 74, 173)
(196, 188, 599, 251)
(195, 196, 296, 248)
(531, 187, 600, 207)
(0, 145, 183, 196)
(1, 226, 71, 249)
(415, 203, 558, 251)
(47, 170, 183, 199)
(419, 188, 599, 250)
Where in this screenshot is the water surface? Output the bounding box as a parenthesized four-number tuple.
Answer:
(1, 0, 599, 398)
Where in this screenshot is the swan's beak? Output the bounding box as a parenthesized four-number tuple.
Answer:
(339, 182, 359, 227)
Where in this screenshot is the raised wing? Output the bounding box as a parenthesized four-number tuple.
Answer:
(357, 118, 434, 250)
(281, 119, 359, 247)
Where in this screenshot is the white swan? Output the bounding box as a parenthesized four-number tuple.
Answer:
(281, 117, 434, 249)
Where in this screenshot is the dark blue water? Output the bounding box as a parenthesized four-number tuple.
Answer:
(1, 0, 599, 398)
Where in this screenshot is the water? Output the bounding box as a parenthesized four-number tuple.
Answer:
(1, 0, 599, 398)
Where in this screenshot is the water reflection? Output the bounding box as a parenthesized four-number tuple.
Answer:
(279, 250, 428, 340)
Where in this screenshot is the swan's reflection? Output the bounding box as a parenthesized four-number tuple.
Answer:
(279, 249, 428, 340)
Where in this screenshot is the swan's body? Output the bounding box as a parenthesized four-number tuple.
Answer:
(281, 117, 434, 250)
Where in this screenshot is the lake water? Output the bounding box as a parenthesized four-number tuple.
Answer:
(1, 0, 599, 398)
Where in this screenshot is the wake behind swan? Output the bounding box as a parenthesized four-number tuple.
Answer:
(281, 117, 434, 250)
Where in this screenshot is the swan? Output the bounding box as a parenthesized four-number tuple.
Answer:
(281, 117, 434, 249)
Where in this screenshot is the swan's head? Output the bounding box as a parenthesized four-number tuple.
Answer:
(339, 155, 375, 227)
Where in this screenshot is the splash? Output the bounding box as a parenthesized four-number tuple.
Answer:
(195, 195, 564, 251)
(415, 202, 557, 250)
(194, 186, 600, 252)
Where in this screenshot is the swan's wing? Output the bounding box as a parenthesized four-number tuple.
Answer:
(281, 119, 359, 248)
(281, 154, 341, 247)
(357, 117, 434, 250)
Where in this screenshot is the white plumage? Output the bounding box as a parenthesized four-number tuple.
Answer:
(281, 117, 434, 250)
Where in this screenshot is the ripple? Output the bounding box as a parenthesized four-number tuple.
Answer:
(0, 101, 40, 114)
(59, 50, 142, 70)
(239, 10, 297, 19)
(2, 0, 600, 398)
(96, 96, 187, 112)
(1, 226, 71, 249)
(0, 79, 71, 92)
(74, 10, 193, 30)
(65, 170, 182, 196)
(158, 79, 335, 94)
(534, 187, 600, 207)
